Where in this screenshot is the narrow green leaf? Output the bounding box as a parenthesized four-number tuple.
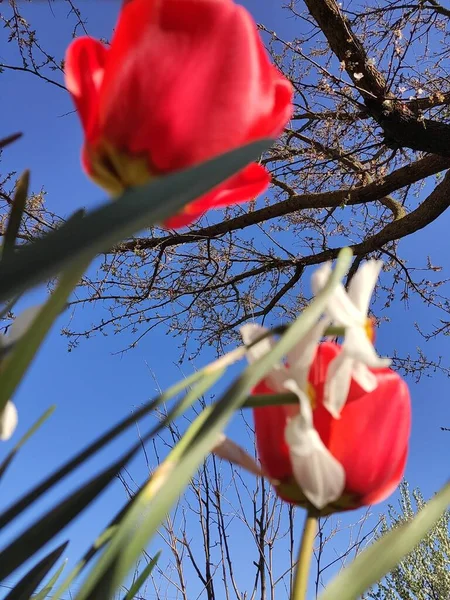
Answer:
(0, 405, 55, 480)
(0, 367, 223, 530)
(3, 541, 68, 600)
(51, 372, 223, 599)
(0, 464, 122, 580)
(0, 133, 22, 150)
(0, 140, 272, 302)
(0, 369, 225, 581)
(242, 392, 297, 408)
(122, 551, 161, 600)
(319, 482, 450, 600)
(32, 558, 68, 600)
(0, 259, 88, 416)
(75, 249, 352, 600)
(2, 170, 30, 260)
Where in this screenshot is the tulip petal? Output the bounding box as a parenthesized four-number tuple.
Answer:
(65, 37, 107, 140)
(99, 0, 292, 170)
(347, 260, 383, 315)
(0, 401, 18, 440)
(285, 414, 345, 509)
(163, 162, 270, 229)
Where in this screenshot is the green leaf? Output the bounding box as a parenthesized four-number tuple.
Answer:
(242, 392, 297, 408)
(2, 170, 30, 260)
(32, 557, 68, 600)
(0, 405, 55, 480)
(319, 482, 450, 600)
(0, 369, 225, 582)
(122, 551, 161, 600)
(0, 140, 272, 302)
(0, 367, 223, 530)
(74, 248, 353, 600)
(3, 541, 68, 600)
(0, 463, 123, 580)
(0, 259, 88, 416)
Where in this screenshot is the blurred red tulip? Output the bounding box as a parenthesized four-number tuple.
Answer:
(253, 342, 411, 513)
(65, 0, 293, 228)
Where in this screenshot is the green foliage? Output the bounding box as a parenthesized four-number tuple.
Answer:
(320, 483, 450, 600)
(366, 481, 450, 600)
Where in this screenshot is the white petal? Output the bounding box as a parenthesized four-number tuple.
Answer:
(240, 323, 287, 391)
(286, 320, 328, 391)
(212, 433, 264, 477)
(351, 361, 378, 393)
(8, 305, 42, 344)
(285, 415, 345, 509)
(311, 263, 363, 327)
(283, 378, 313, 427)
(324, 353, 354, 418)
(240, 324, 273, 362)
(0, 401, 18, 440)
(348, 260, 383, 316)
(344, 328, 391, 368)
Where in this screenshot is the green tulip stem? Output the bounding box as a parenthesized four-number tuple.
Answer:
(292, 512, 317, 600)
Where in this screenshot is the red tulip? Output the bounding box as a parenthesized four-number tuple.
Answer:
(65, 0, 293, 228)
(252, 342, 411, 513)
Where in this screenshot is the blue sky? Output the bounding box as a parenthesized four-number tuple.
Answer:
(0, 1, 449, 598)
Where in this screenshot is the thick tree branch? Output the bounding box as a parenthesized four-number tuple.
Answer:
(302, 0, 450, 156)
(114, 154, 450, 253)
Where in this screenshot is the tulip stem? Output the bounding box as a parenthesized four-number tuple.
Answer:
(292, 512, 317, 600)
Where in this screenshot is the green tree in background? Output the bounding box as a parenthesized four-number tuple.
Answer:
(367, 481, 450, 600)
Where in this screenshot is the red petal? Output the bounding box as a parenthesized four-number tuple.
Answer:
(251, 380, 295, 481)
(163, 163, 270, 229)
(98, 0, 293, 171)
(65, 37, 107, 142)
(311, 344, 411, 505)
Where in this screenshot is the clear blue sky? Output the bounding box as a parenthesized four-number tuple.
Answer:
(0, 1, 448, 598)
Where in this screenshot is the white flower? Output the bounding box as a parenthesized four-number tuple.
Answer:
(0, 305, 41, 440)
(241, 321, 345, 509)
(311, 260, 391, 418)
(353, 72, 364, 81)
(0, 401, 18, 441)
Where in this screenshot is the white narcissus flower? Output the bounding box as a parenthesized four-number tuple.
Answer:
(241, 321, 345, 510)
(0, 305, 41, 441)
(311, 260, 391, 418)
(0, 401, 18, 441)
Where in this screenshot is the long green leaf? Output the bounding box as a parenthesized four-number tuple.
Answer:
(0, 463, 123, 580)
(0, 369, 224, 581)
(2, 170, 29, 260)
(0, 259, 88, 416)
(319, 482, 450, 600)
(0, 140, 271, 302)
(74, 248, 353, 600)
(0, 406, 55, 480)
(3, 542, 68, 600)
(32, 558, 67, 600)
(122, 551, 161, 600)
(0, 367, 223, 530)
